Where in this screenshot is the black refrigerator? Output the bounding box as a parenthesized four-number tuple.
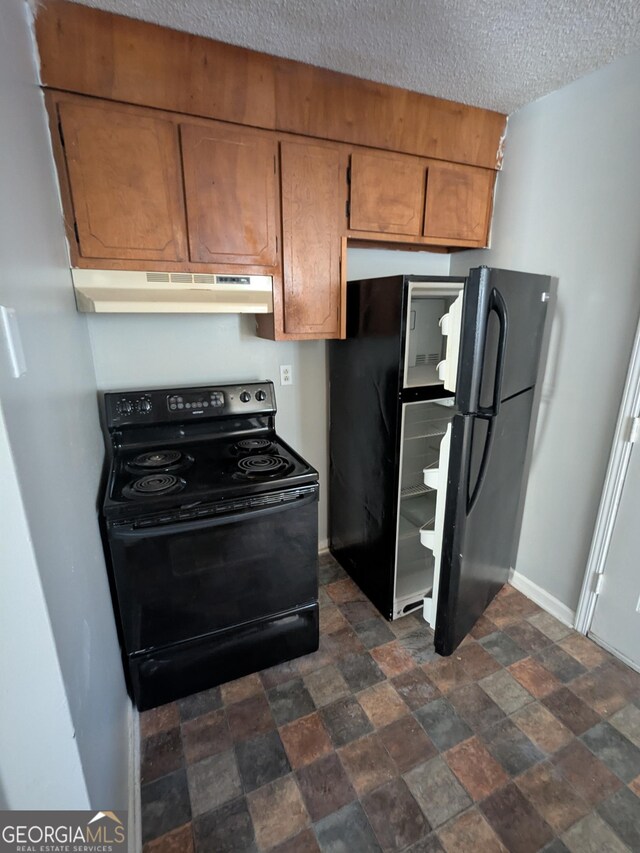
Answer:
(328, 266, 550, 655)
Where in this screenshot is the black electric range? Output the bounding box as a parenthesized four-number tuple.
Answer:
(100, 382, 319, 710)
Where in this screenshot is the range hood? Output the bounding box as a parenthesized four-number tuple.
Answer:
(71, 270, 273, 314)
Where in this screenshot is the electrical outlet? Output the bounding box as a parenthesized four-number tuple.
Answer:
(280, 364, 293, 386)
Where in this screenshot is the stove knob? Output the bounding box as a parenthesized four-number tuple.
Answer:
(255, 389, 267, 401)
(119, 400, 133, 415)
(139, 399, 152, 413)
(240, 391, 251, 403)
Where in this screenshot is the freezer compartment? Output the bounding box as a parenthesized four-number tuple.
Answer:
(403, 281, 464, 389)
(393, 400, 456, 619)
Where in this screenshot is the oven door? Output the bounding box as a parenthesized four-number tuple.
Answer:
(106, 486, 318, 655)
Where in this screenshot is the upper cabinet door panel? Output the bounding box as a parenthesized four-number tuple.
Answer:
(423, 163, 494, 244)
(280, 140, 347, 337)
(350, 150, 426, 236)
(58, 100, 187, 262)
(181, 122, 279, 267)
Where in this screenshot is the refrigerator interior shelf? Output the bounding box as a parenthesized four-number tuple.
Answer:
(399, 491, 436, 529)
(395, 562, 434, 607)
(403, 419, 450, 441)
(400, 483, 434, 499)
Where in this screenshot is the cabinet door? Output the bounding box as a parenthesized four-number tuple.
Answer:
(181, 122, 279, 267)
(58, 100, 187, 262)
(350, 150, 426, 236)
(280, 141, 348, 337)
(424, 162, 494, 244)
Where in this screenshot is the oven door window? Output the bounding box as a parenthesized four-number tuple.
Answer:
(108, 492, 318, 654)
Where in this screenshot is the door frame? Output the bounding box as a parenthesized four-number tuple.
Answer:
(575, 311, 640, 634)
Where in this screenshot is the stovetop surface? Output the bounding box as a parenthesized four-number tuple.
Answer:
(104, 430, 318, 520)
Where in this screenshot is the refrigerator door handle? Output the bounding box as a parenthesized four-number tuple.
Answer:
(478, 288, 508, 417)
(467, 414, 495, 514)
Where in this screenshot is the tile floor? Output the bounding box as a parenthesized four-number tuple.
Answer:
(140, 553, 640, 852)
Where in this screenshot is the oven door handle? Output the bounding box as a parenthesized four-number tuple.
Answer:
(112, 489, 318, 538)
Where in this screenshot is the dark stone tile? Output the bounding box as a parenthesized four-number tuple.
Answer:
(482, 718, 546, 776)
(511, 702, 573, 754)
(268, 678, 316, 725)
(469, 614, 499, 640)
(296, 752, 356, 821)
(479, 631, 528, 666)
(539, 841, 571, 853)
(399, 630, 438, 666)
(141, 702, 180, 738)
(321, 626, 366, 660)
(186, 749, 242, 816)
(141, 769, 191, 844)
(437, 808, 509, 852)
(456, 642, 502, 679)
(480, 782, 554, 853)
(505, 621, 554, 655)
(370, 641, 417, 678)
(542, 687, 602, 735)
(227, 692, 275, 741)
(514, 761, 590, 833)
(220, 672, 263, 706)
(597, 786, 640, 850)
(319, 559, 347, 586)
(414, 698, 473, 752)
(392, 667, 441, 710)
(444, 736, 508, 801)
(508, 657, 562, 699)
(235, 729, 291, 792)
(479, 669, 534, 715)
(314, 801, 381, 852)
(403, 834, 445, 853)
(192, 797, 257, 853)
(337, 652, 386, 692)
(378, 715, 437, 773)
(279, 712, 333, 768)
(423, 656, 472, 694)
(338, 732, 397, 795)
(326, 578, 366, 604)
(552, 739, 623, 807)
(339, 600, 380, 626)
(352, 616, 395, 648)
(558, 633, 611, 669)
(527, 612, 573, 643)
(181, 708, 231, 764)
(270, 829, 320, 853)
(320, 696, 373, 748)
(610, 703, 640, 748)
(141, 727, 184, 784)
(571, 662, 637, 717)
(142, 823, 193, 853)
(259, 659, 301, 690)
(404, 756, 471, 828)
(303, 664, 350, 708)
(561, 813, 629, 853)
(535, 646, 587, 684)
(448, 683, 506, 732)
(581, 721, 640, 782)
(388, 613, 424, 639)
(362, 777, 429, 850)
(246, 774, 310, 850)
(178, 686, 222, 722)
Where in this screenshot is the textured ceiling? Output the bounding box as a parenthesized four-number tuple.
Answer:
(72, 0, 640, 113)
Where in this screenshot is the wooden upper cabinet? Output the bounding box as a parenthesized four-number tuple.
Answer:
(280, 140, 348, 337)
(424, 162, 495, 243)
(349, 150, 426, 236)
(180, 122, 279, 268)
(57, 99, 187, 262)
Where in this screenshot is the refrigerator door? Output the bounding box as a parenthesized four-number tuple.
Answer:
(434, 388, 536, 654)
(456, 267, 550, 415)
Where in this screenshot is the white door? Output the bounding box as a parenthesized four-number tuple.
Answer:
(589, 440, 640, 671)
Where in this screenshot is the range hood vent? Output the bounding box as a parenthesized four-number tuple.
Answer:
(71, 269, 274, 314)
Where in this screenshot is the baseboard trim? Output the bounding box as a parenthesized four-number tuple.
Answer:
(128, 701, 140, 852)
(509, 570, 575, 628)
(318, 539, 329, 553)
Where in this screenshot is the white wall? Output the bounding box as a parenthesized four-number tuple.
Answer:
(0, 404, 89, 808)
(88, 249, 450, 544)
(0, 0, 129, 808)
(451, 47, 640, 611)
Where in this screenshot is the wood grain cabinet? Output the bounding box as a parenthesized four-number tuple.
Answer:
(349, 150, 427, 237)
(180, 121, 279, 269)
(57, 98, 188, 262)
(423, 162, 495, 243)
(279, 140, 348, 337)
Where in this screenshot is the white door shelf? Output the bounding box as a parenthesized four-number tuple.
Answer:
(435, 292, 463, 392)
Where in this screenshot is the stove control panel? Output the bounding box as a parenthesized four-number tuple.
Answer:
(104, 382, 276, 428)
